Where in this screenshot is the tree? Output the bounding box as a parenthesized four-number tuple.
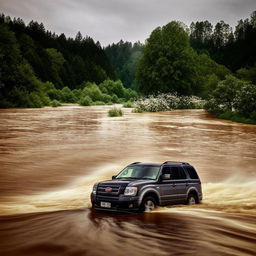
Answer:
(75, 31, 83, 42)
(137, 21, 199, 95)
(211, 75, 244, 110)
(234, 82, 256, 119)
(190, 21, 213, 49)
(212, 21, 232, 48)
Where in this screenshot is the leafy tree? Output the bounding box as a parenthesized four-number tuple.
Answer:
(236, 65, 256, 84)
(234, 82, 256, 119)
(137, 21, 199, 95)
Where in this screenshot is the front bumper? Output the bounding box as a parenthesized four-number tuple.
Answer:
(91, 193, 140, 212)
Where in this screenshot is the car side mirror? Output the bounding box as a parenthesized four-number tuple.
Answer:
(112, 175, 116, 180)
(161, 174, 171, 180)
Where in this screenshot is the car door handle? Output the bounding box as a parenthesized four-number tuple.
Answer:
(172, 183, 176, 187)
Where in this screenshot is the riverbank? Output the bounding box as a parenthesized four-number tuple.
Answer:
(208, 110, 256, 125)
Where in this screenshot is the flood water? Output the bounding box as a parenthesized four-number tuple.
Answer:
(0, 106, 255, 256)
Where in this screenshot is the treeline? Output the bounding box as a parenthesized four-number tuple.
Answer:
(0, 14, 115, 88)
(190, 12, 256, 76)
(105, 40, 143, 89)
(0, 14, 132, 107)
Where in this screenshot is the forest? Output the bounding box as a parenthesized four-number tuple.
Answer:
(0, 11, 255, 122)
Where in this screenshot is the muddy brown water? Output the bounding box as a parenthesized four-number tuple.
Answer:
(0, 106, 255, 256)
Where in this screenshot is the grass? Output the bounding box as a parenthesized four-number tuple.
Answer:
(108, 107, 123, 117)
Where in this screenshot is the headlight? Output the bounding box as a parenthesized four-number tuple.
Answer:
(92, 183, 98, 194)
(124, 186, 138, 196)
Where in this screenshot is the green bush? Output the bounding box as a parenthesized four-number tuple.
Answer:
(79, 96, 93, 106)
(60, 87, 76, 103)
(100, 93, 112, 103)
(82, 83, 103, 101)
(51, 99, 61, 107)
(108, 107, 123, 117)
(123, 101, 134, 108)
(234, 82, 256, 119)
(111, 94, 119, 103)
(204, 75, 256, 123)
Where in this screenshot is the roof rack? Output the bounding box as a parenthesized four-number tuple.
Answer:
(162, 161, 189, 165)
(130, 162, 141, 165)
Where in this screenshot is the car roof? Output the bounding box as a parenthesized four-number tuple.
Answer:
(128, 161, 190, 167)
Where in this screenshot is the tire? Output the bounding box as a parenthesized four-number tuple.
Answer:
(187, 194, 197, 205)
(140, 196, 156, 212)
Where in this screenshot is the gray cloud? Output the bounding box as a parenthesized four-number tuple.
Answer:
(0, 0, 256, 45)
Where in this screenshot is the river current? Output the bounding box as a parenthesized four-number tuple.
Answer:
(0, 106, 255, 256)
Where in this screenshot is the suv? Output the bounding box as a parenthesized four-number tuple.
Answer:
(91, 161, 202, 212)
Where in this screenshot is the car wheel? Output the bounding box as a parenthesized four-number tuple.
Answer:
(187, 194, 197, 205)
(141, 196, 156, 212)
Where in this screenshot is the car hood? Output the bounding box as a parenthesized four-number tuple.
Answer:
(99, 179, 155, 187)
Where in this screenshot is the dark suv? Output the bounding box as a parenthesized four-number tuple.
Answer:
(91, 161, 202, 212)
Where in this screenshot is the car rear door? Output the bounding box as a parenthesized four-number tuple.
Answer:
(170, 166, 188, 203)
(159, 166, 178, 204)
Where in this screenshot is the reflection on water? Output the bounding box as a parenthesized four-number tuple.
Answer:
(0, 106, 256, 255)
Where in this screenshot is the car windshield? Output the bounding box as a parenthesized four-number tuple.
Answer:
(116, 165, 160, 180)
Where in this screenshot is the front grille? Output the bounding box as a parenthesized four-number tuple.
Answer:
(97, 185, 121, 196)
(97, 195, 120, 201)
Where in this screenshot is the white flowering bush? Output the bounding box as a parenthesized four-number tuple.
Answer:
(133, 93, 205, 112)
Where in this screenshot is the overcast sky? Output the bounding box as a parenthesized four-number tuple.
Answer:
(0, 0, 256, 46)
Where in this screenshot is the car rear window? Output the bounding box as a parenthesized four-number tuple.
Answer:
(185, 166, 199, 179)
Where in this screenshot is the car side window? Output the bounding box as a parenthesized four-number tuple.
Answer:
(170, 167, 187, 179)
(178, 167, 187, 179)
(162, 166, 171, 175)
(162, 166, 187, 180)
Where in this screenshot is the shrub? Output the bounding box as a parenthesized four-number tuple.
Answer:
(123, 101, 134, 108)
(234, 82, 256, 119)
(99, 80, 125, 98)
(100, 93, 112, 103)
(51, 99, 61, 107)
(111, 94, 119, 103)
(133, 93, 204, 112)
(82, 83, 102, 101)
(204, 75, 256, 123)
(60, 87, 76, 103)
(79, 96, 93, 106)
(29, 92, 44, 108)
(108, 107, 123, 117)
